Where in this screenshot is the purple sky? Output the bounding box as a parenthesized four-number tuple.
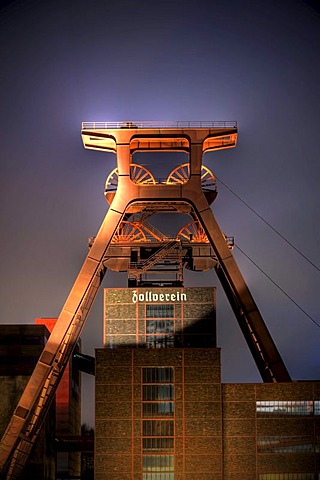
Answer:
(1, 0, 319, 425)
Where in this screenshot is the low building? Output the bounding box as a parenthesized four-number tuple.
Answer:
(35, 318, 82, 480)
(0, 325, 56, 480)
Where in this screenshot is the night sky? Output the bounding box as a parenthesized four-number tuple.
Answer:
(1, 0, 320, 426)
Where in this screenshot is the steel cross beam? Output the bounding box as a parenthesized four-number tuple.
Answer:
(0, 123, 290, 480)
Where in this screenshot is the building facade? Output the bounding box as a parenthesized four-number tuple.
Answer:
(35, 318, 82, 480)
(0, 325, 56, 480)
(95, 287, 320, 480)
(222, 382, 320, 479)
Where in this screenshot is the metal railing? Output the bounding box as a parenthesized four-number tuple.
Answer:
(82, 120, 237, 130)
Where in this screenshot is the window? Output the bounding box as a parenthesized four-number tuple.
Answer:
(256, 401, 314, 416)
(142, 367, 175, 479)
(143, 420, 174, 436)
(143, 456, 174, 477)
(258, 435, 314, 453)
(147, 320, 174, 334)
(143, 385, 174, 401)
(143, 402, 174, 417)
(143, 438, 174, 451)
(146, 304, 174, 348)
(143, 368, 173, 383)
(146, 305, 174, 318)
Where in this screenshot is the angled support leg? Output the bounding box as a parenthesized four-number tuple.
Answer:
(0, 205, 126, 479)
(196, 205, 291, 383)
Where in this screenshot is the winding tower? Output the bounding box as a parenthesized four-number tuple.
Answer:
(0, 121, 291, 480)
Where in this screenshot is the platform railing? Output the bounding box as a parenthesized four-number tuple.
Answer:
(82, 120, 237, 130)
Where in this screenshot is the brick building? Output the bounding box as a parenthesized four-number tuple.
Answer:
(0, 325, 56, 480)
(95, 287, 320, 480)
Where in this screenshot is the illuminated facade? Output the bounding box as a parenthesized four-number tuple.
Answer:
(95, 288, 320, 480)
(1, 122, 319, 480)
(222, 383, 320, 479)
(96, 287, 220, 480)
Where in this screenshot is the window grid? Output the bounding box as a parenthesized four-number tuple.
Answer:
(146, 320, 174, 334)
(145, 304, 175, 349)
(142, 472, 174, 480)
(142, 368, 175, 479)
(143, 402, 174, 418)
(258, 435, 315, 453)
(143, 385, 174, 401)
(143, 368, 174, 384)
(143, 438, 174, 452)
(256, 400, 315, 416)
(143, 420, 174, 437)
(146, 304, 174, 318)
(146, 335, 175, 349)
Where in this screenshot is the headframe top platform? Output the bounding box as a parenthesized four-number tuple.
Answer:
(81, 120, 238, 154)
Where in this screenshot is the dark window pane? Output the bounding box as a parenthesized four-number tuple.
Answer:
(143, 368, 174, 383)
(143, 385, 174, 401)
(146, 304, 174, 318)
(143, 438, 174, 452)
(143, 402, 174, 417)
(146, 335, 174, 348)
(143, 420, 174, 436)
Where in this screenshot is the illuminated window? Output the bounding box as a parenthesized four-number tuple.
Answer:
(146, 304, 174, 348)
(142, 367, 175, 478)
(256, 400, 314, 416)
(143, 455, 174, 479)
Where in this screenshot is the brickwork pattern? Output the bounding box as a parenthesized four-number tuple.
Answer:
(103, 287, 216, 348)
(222, 382, 320, 479)
(95, 348, 222, 480)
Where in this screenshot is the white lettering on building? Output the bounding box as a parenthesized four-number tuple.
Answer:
(132, 290, 187, 304)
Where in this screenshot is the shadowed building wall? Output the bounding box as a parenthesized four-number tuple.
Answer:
(0, 325, 56, 480)
(35, 318, 82, 479)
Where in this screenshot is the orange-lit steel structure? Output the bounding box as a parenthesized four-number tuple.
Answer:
(0, 121, 291, 479)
